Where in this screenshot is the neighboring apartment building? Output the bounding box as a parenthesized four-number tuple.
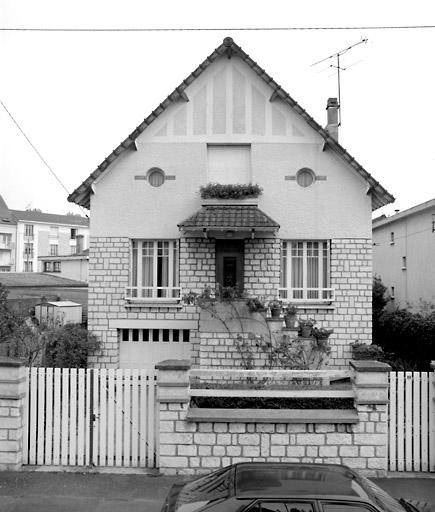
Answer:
(69, 37, 394, 370)
(0, 195, 17, 272)
(373, 198, 435, 310)
(0, 196, 90, 273)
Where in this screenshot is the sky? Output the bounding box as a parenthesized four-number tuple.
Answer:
(1, 0, 434, 218)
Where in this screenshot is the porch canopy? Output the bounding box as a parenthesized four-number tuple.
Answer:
(178, 205, 279, 239)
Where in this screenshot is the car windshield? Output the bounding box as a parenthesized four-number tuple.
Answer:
(357, 475, 407, 512)
(175, 466, 233, 512)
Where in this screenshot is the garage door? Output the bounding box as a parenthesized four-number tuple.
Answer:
(119, 328, 192, 369)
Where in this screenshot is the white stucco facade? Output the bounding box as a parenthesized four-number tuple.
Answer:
(373, 199, 435, 310)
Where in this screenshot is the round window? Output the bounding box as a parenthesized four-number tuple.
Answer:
(296, 168, 315, 187)
(147, 168, 165, 187)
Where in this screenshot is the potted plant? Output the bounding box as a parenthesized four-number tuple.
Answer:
(312, 327, 333, 341)
(246, 297, 267, 312)
(283, 304, 298, 328)
(268, 299, 282, 319)
(298, 319, 315, 338)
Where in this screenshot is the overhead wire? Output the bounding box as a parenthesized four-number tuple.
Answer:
(0, 24, 435, 32)
(0, 98, 89, 218)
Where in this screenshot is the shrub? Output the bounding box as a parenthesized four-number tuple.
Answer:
(200, 183, 263, 199)
(43, 323, 100, 368)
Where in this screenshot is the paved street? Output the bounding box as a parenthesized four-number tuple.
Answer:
(0, 470, 434, 512)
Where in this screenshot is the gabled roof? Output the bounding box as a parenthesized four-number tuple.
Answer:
(11, 209, 89, 226)
(372, 197, 435, 229)
(68, 37, 394, 211)
(0, 195, 16, 225)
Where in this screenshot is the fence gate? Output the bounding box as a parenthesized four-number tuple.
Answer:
(388, 371, 435, 472)
(23, 368, 159, 469)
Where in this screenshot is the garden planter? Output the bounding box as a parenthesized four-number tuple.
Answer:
(300, 326, 312, 337)
(284, 314, 297, 329)
(270, 308, 282, 319)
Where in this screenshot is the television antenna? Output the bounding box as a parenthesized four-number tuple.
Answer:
(311, 37, 368, 126)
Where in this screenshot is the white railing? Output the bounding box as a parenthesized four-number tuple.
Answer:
(278, 287, 334, 303)
(125, 286, 182, 303)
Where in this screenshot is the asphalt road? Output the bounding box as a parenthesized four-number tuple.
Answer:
(0, 471, 434, 512)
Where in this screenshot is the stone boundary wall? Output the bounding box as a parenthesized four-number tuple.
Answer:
(156, 360, 390, 478)
(0, 358, 26, 470)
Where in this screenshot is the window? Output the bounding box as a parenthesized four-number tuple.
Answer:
(321, 503, 374, 512)
(391, 286, 395, 299)
(147, 168, 165, 187)
(120, 328, 190, 342)
(127, 240, 180, 301)
(280, 241, 333, 302)
(24, 261, 33, 272)
(76, 235, 84, 253)
(50, 244, 58, 256)
(49, 226, 59, 238)
(43, 262, 52, 272)
(24, 224, 34, 238)
(53, 261, 61, 272)
(390, 232, 395, 245)
(402, 256, 407, 270)
(296, 168, 316, 187)
(0, 233, 11, 248)
(251, 502, 314, 512)
(70, 228, 77, 239)
(24, 242, 33, 258)
(207, 145, 251, 184)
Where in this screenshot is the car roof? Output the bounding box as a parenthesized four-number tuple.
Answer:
(234, 463, 369, 499)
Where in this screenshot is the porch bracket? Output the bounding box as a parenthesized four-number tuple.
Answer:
(251, 228, 255, 239)
(203, 227, 208, 239)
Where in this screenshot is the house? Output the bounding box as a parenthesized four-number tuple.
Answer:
(39, 248, 89, 282)
(0, 272, 88, 320)
(373, 198, 435, 310)
(68, 37, 394, 370)
(0, 195, 90, 273)
(0, 195, 17, 272)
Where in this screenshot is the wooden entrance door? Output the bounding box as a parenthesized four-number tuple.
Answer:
(215, 240, 244, 291)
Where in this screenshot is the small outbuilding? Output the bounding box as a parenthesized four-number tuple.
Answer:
(35, 301, 82, 325)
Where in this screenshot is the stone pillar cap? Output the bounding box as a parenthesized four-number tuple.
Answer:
(155, 359, 191, 371)
(0, 357, 25, 368)
(350, 360, 391, 372)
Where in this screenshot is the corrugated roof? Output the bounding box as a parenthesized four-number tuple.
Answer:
(0, 273, 87, 288)
(11, 210, 89, 226)
(68, 37, 394, 211)
(178, 205, 279, 230)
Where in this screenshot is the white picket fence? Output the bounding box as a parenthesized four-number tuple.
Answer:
(388, 371, 435, 472)
(23, 368, 158, 468)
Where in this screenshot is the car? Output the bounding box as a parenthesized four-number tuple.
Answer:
(160, 462, 435, 512)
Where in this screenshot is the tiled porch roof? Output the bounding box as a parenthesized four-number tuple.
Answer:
(178, 205, 279, 231)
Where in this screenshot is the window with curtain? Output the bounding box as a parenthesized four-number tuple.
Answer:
(130, 240, 179, 299)
(280, 240, 332, 301)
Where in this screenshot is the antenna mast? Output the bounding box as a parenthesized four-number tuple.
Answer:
(311, 37, 368, 126)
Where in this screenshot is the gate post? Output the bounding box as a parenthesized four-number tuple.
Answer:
(155, 359, 191, 475)
(350, 360, 391, 477)
(0, 357, 27, 470)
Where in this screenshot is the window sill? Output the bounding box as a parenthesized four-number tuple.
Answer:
(294, 303, 335, 310)
(124, 298, 183, 309)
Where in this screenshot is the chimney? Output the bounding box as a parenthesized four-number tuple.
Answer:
(326, 97, 339, 140)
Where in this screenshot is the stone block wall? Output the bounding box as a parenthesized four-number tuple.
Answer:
(88, 236, 371, 369)
(157, 360, 391, 478)
(0, 358, 26, 470)
(159, 405, 387, 476)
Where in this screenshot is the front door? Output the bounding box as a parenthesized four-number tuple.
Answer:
(215, 240, 244, 292)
